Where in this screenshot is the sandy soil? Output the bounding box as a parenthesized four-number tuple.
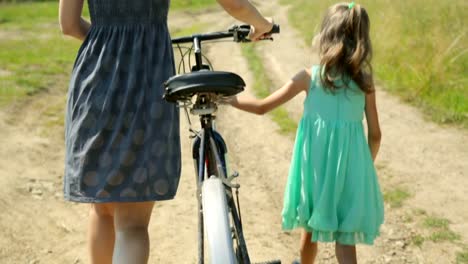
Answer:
(0, 2, 467, 264)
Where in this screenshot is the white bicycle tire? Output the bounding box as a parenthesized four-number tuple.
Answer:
(202, 177, 236, 264)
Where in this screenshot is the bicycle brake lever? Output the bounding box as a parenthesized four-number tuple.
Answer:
(230, 24, 251, 42)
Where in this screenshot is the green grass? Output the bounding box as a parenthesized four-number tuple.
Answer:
(428, 229, 460, 243)
(0, 2, 84, 106)
(240, 44, 298, 135)
(383, 187, 411, 208)
(280, 0, 467, 127)
(171, 0, 215, 10)
(171, 22, 207, 40)
(409, 214, 463, 248)
(421, 215, 461, 243)
(423, 216, 450, 229)
(0, 1, 213, 107)
(411, 234, 425, 247)
(0, 1, 86, 30)
(457, 248, 468, 263)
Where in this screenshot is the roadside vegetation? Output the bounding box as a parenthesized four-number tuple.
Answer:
(171, 0, 214, 10)
(241, 44, 298, 135)
(280, 0, 467, 127)
(0, 2, 83, 106)
(0, 1, 213, 107)
(383, 186, 411, 208)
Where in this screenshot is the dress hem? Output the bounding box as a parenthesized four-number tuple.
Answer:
(63, 194, 176, 203)
(282, 219, 381, 246)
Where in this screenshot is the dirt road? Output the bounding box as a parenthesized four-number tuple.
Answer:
(1, 2, 467, 263)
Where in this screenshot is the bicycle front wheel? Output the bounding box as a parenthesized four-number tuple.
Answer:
(202, 177, 236, 264)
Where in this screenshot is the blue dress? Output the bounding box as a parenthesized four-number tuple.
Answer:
(63, 0, 181, 203)
(282, 65, 384, 245)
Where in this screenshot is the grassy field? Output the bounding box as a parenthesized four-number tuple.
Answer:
(0, 2, 83, 106)
(0, 1, 214, 107)
(2, 1, 467, 128)
(171, 0, 215, 10)
(281, 0, 467, 127)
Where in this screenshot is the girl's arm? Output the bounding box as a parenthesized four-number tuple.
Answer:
(216, 0, 273, 40)
(59, 0, 90, 40)
(230, 69, 311, 115)
(364, 91, 382, 161)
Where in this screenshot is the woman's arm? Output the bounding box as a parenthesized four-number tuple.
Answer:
(216, 0, 273, 40)
(59, 0, 90, 40)
(230, 69, 311, 115)
(364, 91, 382, 161)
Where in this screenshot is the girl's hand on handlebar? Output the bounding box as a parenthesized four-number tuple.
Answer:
(249, 18, 274, 41)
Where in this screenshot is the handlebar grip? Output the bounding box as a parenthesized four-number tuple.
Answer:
(269, 24, 280, 34)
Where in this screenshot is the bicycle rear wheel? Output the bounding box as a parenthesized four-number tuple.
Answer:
(202, 177, 236, 264)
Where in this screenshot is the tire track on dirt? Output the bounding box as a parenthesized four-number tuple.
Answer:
(1, 5, 467, 264)
(0, 90, 88, 264)
(150, 12, 302, 263)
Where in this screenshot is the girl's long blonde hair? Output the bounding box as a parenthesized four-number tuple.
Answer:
(319, 2, 374, 93)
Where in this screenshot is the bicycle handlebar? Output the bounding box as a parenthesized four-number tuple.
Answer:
(171, 24, 280, 44)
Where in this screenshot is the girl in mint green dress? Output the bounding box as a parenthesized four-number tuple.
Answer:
(229, 2, 384, 263)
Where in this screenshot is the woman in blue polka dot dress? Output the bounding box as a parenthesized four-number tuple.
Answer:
(59, 0, 273, 263)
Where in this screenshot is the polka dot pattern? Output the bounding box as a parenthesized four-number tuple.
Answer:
(83, 171, 99, 187)
(106, 170, 124, 186)
(120, 188, 137, 198)
(121, 151, 136, 167)
(133, 167, 148, 184)
(96, 190, 111, 199)
(63, 0, 182, 203)
(151, 140, 166, 157)
(154, 179, 169, 195)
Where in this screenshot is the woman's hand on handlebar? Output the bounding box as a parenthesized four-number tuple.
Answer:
(249, 17, 274, 41)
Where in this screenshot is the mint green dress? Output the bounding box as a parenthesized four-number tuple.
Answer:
(282, 65, 384, 245)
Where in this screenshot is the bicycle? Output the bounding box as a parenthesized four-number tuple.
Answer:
(163, 25, 281, 264)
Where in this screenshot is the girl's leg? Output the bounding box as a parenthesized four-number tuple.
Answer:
(88, 203, 116, 264)
(112, 201, 155, 264)
(335, 242, 357, 264)
(300, 230, 318, 264)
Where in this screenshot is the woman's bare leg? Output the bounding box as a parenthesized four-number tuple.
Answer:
(88, 203, 115, 264)
(300, 230, 318, 264)
(112, 201, 155, 264)
(335, 242, 357, 264)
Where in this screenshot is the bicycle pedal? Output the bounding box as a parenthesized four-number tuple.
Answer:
(254, 260, 281, 264)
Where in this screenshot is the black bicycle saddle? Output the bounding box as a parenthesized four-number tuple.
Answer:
(163, 70, 245, 102)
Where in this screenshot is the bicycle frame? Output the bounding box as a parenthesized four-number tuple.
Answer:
(173, 34, 231, 264)
(192, 114, 231, 263)
(167, 25, 280, 264)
